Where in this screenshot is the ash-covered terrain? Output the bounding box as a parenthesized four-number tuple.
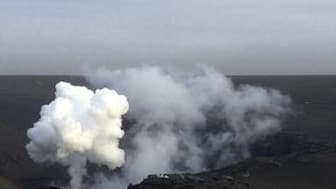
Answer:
(0, 75, 335, 189)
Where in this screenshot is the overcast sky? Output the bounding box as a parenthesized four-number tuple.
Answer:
(0, 0, 335, 75)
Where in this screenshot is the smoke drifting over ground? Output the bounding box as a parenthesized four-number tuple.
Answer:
(26, 82, 129, 189)
(25, 66, 291, 189)
(85, 66, 292, 189)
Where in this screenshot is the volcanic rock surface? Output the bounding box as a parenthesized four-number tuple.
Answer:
(127, 132, 336, 189)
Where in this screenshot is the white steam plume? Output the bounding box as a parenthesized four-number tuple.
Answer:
(86, 65, 292, 189)
(26, 82, 129, 189)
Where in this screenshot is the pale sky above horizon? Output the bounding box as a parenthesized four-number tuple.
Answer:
(0, 0, 335, 75)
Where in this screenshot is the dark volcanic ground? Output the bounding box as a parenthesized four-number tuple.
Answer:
(130, 133, 336, 189)
(0, 75, 335, 189)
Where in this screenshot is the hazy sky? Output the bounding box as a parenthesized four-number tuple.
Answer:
(0, 0, 335, 75)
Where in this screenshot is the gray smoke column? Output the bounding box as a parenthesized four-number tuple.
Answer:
(86, 65, 292, 189)
(26, 82, 129, 189)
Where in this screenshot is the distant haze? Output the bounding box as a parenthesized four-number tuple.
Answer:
(0, 0, 335, 75)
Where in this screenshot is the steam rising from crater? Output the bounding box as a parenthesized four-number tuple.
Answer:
(86, 65, 292, 189)
(26, 65, 291, 189)
(26, 82, 129, 189)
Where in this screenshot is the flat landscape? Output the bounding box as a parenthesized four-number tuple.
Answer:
(0, 75, 335, 189)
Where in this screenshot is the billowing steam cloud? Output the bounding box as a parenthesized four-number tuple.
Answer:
(26, 82, 129, 189)
(85, 65, 292, 189)
(26, 65, 291, 189)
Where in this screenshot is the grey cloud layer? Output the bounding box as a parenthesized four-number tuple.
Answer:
(0, 0, 335, 74)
